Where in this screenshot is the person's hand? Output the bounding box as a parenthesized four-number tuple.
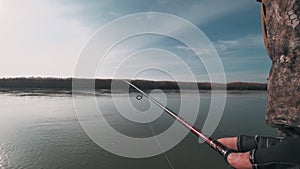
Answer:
(218, 137, 252, 169)
(227, 152, 252, 169)
(217, 137, 238, 151)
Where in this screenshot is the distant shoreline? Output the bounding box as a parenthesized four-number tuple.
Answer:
(0, 78, 267, 91)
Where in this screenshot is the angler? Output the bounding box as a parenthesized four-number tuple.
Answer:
(219, 0, 300, 168)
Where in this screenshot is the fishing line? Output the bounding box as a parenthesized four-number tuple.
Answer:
(146, 118, 176, 169)
(130, 84, 175, 168)
(132, 88, 175, 168)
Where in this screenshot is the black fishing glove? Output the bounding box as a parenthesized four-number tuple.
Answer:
(251, 137, 300, 169)
(237, 135, 300, 169)
(237, 135, 283, 152)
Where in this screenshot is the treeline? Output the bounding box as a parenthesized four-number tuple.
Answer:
(0, 78, 267, 90)
(227, 82, 267, 90)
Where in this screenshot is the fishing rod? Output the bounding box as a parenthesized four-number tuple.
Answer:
(123, 80, 234, 162)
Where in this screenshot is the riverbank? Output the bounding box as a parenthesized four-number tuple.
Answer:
(0, 78, 267, 91)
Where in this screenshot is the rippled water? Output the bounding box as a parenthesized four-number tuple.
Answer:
(0, 91, 276, 169)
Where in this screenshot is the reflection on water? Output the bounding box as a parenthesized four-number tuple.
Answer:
(0, 143, 8, 169)
(0, 91, 276, 169)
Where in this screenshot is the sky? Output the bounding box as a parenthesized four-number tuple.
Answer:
(0, 0, 271, 82)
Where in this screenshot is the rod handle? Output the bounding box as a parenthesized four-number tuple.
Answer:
(211, 140, 235, 163)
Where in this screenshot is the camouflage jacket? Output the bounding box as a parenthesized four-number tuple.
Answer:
(260, 0, 300, 128)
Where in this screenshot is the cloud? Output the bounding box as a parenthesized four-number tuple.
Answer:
(214, 34, 264, 55)
(0, 0, 91, 77)
(56, 0, 253, 29)
(174, 34, 265, 58)
(172, 34, 270, 82)
(175, 0, 253, 25)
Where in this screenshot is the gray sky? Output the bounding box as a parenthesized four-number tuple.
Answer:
(0, 0, 270, 82)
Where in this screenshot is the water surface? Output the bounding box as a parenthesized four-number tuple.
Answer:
(0, 91, 276, 169)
